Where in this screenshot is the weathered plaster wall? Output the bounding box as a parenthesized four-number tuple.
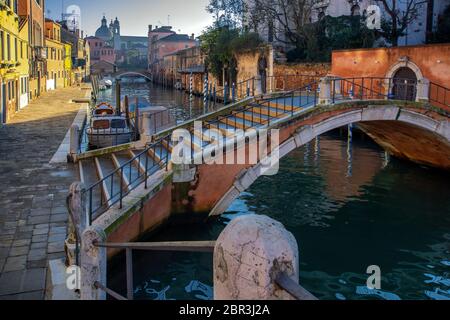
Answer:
(331, 44, 450, 86)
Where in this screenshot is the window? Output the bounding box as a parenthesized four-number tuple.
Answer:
(7, 34, 11, 61)
(0, 31, 4, 61)
(15, 38, 18, 61)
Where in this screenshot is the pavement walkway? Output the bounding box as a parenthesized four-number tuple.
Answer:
(0, 86, 89, 299)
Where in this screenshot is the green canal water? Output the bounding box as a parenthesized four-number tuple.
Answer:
(104, 80, 450, 300)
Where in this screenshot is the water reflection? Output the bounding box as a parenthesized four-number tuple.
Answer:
(98, 80, 221, 123)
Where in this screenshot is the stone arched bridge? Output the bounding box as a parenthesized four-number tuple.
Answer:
(70, 76, 449, 260)
(112, 70, 152, 81)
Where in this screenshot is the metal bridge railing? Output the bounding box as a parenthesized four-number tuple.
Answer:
(84, 135, 171, 224)
(429, 81, 450, 111)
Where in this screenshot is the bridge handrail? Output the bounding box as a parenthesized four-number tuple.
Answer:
(429, 81, 450, 110)
(332, 77, 391, 102)
(201, 82, 320, 140)
(83, 134, 172, 224)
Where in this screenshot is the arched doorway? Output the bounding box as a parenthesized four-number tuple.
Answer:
(392, 67, 417, 101)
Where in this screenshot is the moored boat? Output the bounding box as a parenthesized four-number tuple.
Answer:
(87, 116, 133, 148)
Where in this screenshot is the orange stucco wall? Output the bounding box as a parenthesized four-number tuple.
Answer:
(331, 44, 450, 87)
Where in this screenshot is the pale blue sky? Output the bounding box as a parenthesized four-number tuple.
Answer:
(46, 0, 214, 37)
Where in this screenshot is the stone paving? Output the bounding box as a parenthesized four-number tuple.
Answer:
(0, 87, 89, 300)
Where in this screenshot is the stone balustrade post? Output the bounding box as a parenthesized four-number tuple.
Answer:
(416, 78, 430, 102)
(319, 77, 332, 105)
(80, 226, 107, 300)
(214, 214, 299, 300)
(255, 76, 263, 96)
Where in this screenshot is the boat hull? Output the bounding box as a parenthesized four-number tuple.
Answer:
(87, 131, 133, 148)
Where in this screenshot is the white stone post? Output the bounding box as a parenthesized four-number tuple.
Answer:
(69, 124, 80, 160)
(416, 78, 430, 102)
(214, 214, 299, 300)
(255, 76, 263, 96)
(80, 226, 107, 300)
(319, 77, 332, 105)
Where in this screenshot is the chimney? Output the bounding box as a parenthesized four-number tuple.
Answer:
(81, 30, 84, 38)
(191, 33, 195, 40)
(149, 25, 152, 32)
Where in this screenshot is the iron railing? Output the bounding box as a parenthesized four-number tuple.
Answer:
(93, 241, 216, 300)
(91, 240, 316, 301)
(84, 135, 171, 224)
(330, 77, 420, 103)
(429, 81, 450, 111)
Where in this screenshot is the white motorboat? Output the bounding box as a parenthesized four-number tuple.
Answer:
(87, 116, 133, 148)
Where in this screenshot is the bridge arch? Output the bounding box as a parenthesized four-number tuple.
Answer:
(114, 71, 152, 82)
(205, 104, 449, 217)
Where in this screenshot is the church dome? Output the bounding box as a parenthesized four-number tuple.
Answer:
(95, 16, 113, 41)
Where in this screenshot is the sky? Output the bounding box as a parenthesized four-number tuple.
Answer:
(46, 0, 214, 37)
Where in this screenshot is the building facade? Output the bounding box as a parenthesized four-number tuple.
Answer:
(147, 25, 197, 75)
(85, 36, 115, 65)
(17, 14, 30, 109)
(45, 19, 65, 90)
(0, 0, 20, 124)
(60, 21, 90, 83)
(18, 0, 46, 100)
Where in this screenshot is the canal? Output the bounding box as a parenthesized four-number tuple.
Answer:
(104, 80, 450, 301)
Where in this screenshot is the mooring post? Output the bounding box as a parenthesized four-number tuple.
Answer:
(134, 97, 140, 140)
(115, 79, 121, 115)
(213, 82, 217, 107)
(124, 95, 130, 125)
(231, 82, 236, 102)
(214, 214, 300, 300)
(203, 76, 208, 114)
(80, 226, 107, 300)
(224, 82, 228, 105)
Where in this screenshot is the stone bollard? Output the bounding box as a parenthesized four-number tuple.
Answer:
(80, 226, 107, 300)
(69, 124, 80, 162)
(319, 77, 332, 105)
(65, 182, 87, 267)
(214, 214, 299, 300)
(416, 78, 430, 102)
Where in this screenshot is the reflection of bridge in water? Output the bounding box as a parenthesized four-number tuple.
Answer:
(67, 75, 449, 300)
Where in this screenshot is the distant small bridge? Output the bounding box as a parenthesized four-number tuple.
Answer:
(112, 70, 152, 81)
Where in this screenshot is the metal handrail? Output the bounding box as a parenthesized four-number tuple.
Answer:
(429, 81, 450, 110)
(92, 241, 317, 301)
(93, 241, 216, 300)
(84, 134, 171, 224)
